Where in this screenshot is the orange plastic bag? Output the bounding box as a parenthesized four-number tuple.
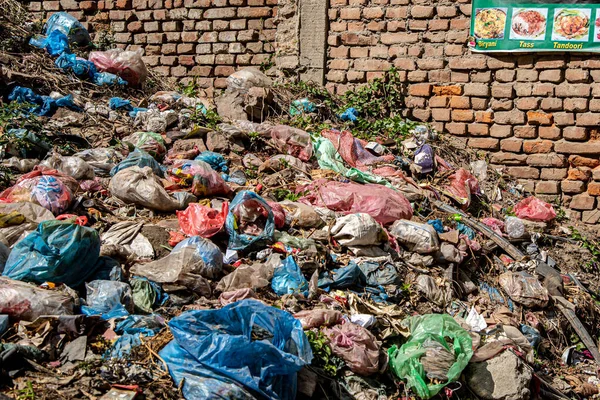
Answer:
(177, 202, 228, 238)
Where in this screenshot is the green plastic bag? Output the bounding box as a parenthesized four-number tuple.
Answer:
(313, 137, 394, 188)
(388, 314, 473, 399)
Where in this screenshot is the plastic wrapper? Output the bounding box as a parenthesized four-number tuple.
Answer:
(226, 191, 274, 251)
(109, 166, 195, 212)
(159, 299, 312, 400)
(81, 280, 133, 320)
(389, 220, 440, 254)
(89, 49, 148, 86)
(3, 220, 100, 287)
(279, 200, 324, 228)
(388, 314, 473, 399)
(322, 129, 394, 168)
(445, 168, 481, 206)
(177, 202, 227, 238)
(331, 213, 386, 247)
(169, 159, 231, 197)
(267, 201, 286, 229)
(270, 125, 313, 162)
(0, 277, 74, 321)
(110, 148, 164, 177)
(122, 131, 166, 158)
(300, 179, 412, 225)
(414, 144, 434, 174)
(8, 86, 79, 118)
(272, 256, 309, 297)
(40, 153, 95, 180)
(43, 12, 91, 45)
(216, 254, 280, 292)
(499, 271, 549, 308)
(294, 309, 343, 329)
(324, 322, 385, 376)
(514, 197, 556, 222)
(74, 148, 123, 177)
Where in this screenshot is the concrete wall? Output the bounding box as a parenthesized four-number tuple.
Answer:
(30, 0, 600, 222)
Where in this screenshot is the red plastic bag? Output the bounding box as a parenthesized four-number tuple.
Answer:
(270, 125, 313, 162)
(514, 197, 556, 222)
(168, 231, 186, 247)
(267, 201, 285, 229)
(89, 49, 148, 86)
(321, 129, 394, 168)
(445, 168, 480, 206)
(299, 179, 412, 225)
(481, 217, 505, 236)
(177, 202, 228, 237)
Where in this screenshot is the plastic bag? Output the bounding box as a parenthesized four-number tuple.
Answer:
(172, 236, 223, 279)
(122, 131, 166, 158)
(115, 314, 165, 336)
(272, 256, 309, 297)
(289, 98, 315, 116)
(216, 254, 280, 292)
(226, 191, 274, 251)
(8, 86, 80, 117)
(414, 144, 434, 174)
(177, 202, 227, 238)
(499, 272, 549, 308)
(300, 179, 412, 225)
(514, 197, 556, 222)
(279, 200, 324, 228)
(40, 153, 95, 180)
(109, 166, 195, 212)
(159, 299, 312, 400)
(227, 67, 272, 91)
(130, 277, 168, 313)
(89, 49, 148, 86)
(481, 217, 505, 236)
(390, 220, 440, 254)
(195, 151, 228, 173)
(270, 125, 313, 162)
(43, 12, 91, 46)
(358, 260, 399, 286)
(325, 322, 385, 376)
(3, 220, 101, 287)
(169, 159, 231, 197)
(322, 129, 394, 168)
(331, 213, 386, 247)
(81, 280, 133, 320)
(30, 30, 70, 57)
(218, 288, 256, 306)
(445, 168, 481, 206)
(55, 53, 96, 79)
(388, 314, 473, 399)
(259, 154, 308, 174)
(0, 277, 74, 321)
(110, 148, 164, 177)
(267, 201, 286, 229)
(74, 148, 122, 177)
(294, 309, 342, 329)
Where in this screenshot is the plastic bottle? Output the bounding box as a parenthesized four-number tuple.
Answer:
(505, 216, 525, 239)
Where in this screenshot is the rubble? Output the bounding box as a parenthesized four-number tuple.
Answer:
(0, 7, 599, 400)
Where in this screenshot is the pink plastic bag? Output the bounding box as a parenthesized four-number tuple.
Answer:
(294, 309, 343, 329)
(299, 179, 413, 225)
(324, 322, 386, 376)
(270, 125, 313, 162)
(177, 202, 228, 237)
(514, 197, 556, 222)
(89, 49, 148, 86)
(267, 201, 286, 229)
(169, 159, 231, 197)
(481, 217, 505, 236)
(0, 166, 78, 215)
(445, 168, 480, 206)
(322, 129, 394, 168)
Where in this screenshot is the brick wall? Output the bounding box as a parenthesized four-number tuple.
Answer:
(28, 0, 277, 96)
(326, 0, 600, 224)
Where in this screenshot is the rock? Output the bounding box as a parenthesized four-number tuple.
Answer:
(466, 351, 532, 400)
(206, 131, 231, 152)
(243, 153, 263, 168)
(215, 91, 247, 121)
(171, 138, 207, 154)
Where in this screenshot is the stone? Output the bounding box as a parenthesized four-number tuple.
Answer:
(206, 130, 231, 153)
(466, 351, 532, 400)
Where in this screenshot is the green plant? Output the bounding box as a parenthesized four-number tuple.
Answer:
(570, 228, 600, 273)
(179, 78, 201, 98)
(305, 330, 343, 377)
(554, 206, 567, 223)
(259, 52, 275, 73)
(13, 381, 35, 400)
(273, 188, 305, 202)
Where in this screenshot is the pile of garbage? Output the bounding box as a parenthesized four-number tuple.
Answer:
(1, 10, 600, 400)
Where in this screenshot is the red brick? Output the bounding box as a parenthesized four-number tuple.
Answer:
(490, 125, 512, 138)
(569, 155, 600, 168)
(429, 96, 449, 108)
(562, 180, 586, 194)
(475, 111, 494, 124)
(527, 153, 567, 167)
(523, 140, 553, 154)
(505, 167, 540, 179)
(408, 83, 432, 97)
(468, 123, 489, 136)
(587, 182, 600, 196)
(540, 168, 567, 180)
(568, 167, 592, 181)
(563, 127, 589, 141)
(432, 85, 462, 96)
(536, 181, 560, 194)
(500, 138, 522, 152)
(468, 138, 499, 150)
(539, 126, 561, 140)
(445, 123, 466, 135)
(570, 194, 596, 210)
(527, 111, 553, 125)
(491, 152, 527, 165)
(555, 140, 600, 155)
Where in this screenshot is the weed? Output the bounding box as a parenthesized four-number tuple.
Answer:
(570, 228, 600, 273)
(13, 381, 35, 400)
(305, 330, 343, 377)
(179, 78, 201, 98)
(273, 188, 304, 202)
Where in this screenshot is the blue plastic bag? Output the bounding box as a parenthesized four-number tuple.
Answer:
(172, 236, 223, 279)
(55, 53, 96, 78)
(108, 97, 146, 117)
(289, 98, 315, 116)
(44, 12, 91, 46)
(115, 314, 165, 336)
(159, 299, 312, 400)
(195, 151, 228, 173)
(318, 261, 365, 291)
(226, 191, 274, 251)
(427, 219, 444, 233)
(80, 280, 133, 320)
(30, 30, 70, 57)
(89, 256, 123, 282)
(93, 72, 127, 86)
(340, 107, 358, 122)
(272, 256, 309, 297)
(3, 220, 101, 287)
(105, 332, 141, 359)
(8, 86, 80, 117)
(110, 148, 164, 177)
